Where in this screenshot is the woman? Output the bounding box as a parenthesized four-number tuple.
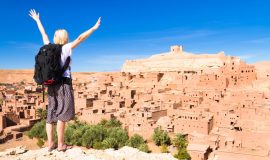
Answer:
(29, 9, 101, 152)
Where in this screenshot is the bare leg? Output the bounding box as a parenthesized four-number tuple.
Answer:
(57, 120, 66, 148)
(46, 123, 54, 147)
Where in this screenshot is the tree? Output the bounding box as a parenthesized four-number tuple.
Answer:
(173, 133, 187, 149)
(36, 108, 47, 120)
(173, 133, 191, 160)
(174, 148, 191, 160)
(152, 126, 171, 146)
(127, 134, 145, 148)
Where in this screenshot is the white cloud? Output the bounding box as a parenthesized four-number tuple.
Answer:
(237, 54, 256, 60)
(245, 37, 270, 44)
(6, 41, 17, 44)
(86, 53, 150, 65)
(15, 42, 40, 50)
(120, 29, 217, 44)
(5, 41, 40, 50)
(82, 53, 151, 71)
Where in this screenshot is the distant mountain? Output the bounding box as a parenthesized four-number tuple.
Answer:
(0, 69, 34, 84)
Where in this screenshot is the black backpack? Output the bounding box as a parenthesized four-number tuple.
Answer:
(34, 43, 70, 86)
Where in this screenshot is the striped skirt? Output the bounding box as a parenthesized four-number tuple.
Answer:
(46, 83, 75, 124)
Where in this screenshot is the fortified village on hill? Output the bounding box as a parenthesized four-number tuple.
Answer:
(0, 45, 270, 160)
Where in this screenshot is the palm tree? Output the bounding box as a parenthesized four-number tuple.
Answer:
(36, 108, 47, 119)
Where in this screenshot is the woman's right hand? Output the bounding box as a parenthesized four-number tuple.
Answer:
(29, 9, 40, 22)
(92, 17, 101, 30)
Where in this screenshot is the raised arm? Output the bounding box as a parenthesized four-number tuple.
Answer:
(71, 17, 101, 49)
(29, 9, 49, 45)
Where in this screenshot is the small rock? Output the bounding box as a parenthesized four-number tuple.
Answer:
(5, 146, 27, 155)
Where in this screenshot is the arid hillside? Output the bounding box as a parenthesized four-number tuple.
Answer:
(0, 70, 34, 83)
(0, 70, 98, 84)
(1, 60, 270, 84)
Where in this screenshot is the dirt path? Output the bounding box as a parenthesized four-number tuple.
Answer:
(0, 135, 39, 152)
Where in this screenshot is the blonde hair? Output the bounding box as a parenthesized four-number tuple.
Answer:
(53, 29, 69, 45)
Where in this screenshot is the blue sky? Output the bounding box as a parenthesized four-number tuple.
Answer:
(0, 0, 270, 72)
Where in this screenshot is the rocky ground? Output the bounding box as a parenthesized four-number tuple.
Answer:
(0, 146, 177, 160)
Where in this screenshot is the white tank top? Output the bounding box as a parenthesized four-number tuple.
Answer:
(60, 43, 72, 78)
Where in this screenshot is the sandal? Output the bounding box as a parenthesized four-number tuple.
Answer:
(48, 143, 57, 152)
(57, 144, 73, 152)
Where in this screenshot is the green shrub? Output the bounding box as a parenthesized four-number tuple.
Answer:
(107, 118, 122, 127)
(64, 124, 75, 145)
(127, 134, 145, 148)
(138, 143, 150, 153)
(26, 119, 58, 146)
(81, 125, 107, 148)
(98, 119, 108, 126)
(93, 141, 104, 150)
(107, 127, 129, 148)
(20, 81, 25, 85)
(98, 118, 122, 128)
(174, 148, 191, 160)
(0, 99, 3, 106)
(160, 144, 169, 153)
(64, 119, 127, 149)
(26, 120, 47, 140)
(152, 126, 171, 146)
(102, 137, 118, 149)
(26, 118, 151, 152)
(126, 134, 150, 153)
(173, 133, 190, 160)
(65, 122, 91, 146)
(71, 128, 84, 145)
(173, 133, 187, 149)
(37, 138, 44, 148)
